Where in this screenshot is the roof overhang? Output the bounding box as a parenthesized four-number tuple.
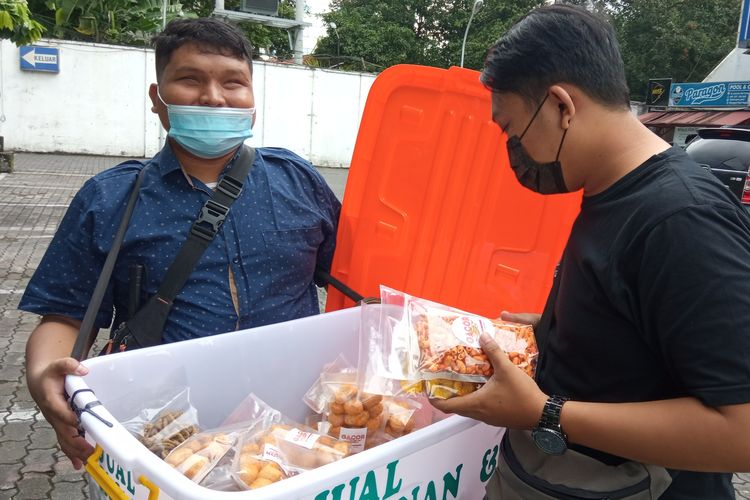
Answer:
(639, 110, 750, 127)
(212, 8, 310, 29)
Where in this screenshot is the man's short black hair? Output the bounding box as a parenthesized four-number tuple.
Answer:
(481, 4, 630, 110)
(152, 17, 254, 82)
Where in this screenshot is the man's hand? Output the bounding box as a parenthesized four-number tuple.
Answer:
(26, 318, 95, 470)
(500, 311, 541, 329)
(431, 332, 547, 429)
(28, 357, 94, 469)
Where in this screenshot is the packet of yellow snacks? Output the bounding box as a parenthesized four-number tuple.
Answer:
(359, 286, 538, 400)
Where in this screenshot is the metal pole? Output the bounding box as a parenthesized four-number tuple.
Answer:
(460, 0, 483, 68)
(330, 22, 340, 57)
(158, 0, 169, 150)
(294, 0, 305, 64)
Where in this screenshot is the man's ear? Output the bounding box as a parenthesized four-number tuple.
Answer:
(148, 83, 161, 114)
(549, 85, 575, 129)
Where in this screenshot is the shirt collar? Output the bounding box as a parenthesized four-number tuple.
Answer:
(154, 140, 245, 180)
(154, 140, 183, 178)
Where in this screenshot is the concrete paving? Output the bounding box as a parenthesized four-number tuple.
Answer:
(0, 152, 747, 499)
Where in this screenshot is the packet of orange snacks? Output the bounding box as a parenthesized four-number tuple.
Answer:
(374, 286, 538, 400)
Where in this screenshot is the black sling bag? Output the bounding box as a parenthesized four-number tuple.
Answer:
(71, 146, 256, 360)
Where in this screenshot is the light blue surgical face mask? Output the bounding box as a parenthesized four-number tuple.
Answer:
(158, 89, 255, 159)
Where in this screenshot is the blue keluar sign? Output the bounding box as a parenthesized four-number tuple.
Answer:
(20, 46, 60, 73)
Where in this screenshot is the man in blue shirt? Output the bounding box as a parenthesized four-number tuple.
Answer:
(21, 17, 340, 470)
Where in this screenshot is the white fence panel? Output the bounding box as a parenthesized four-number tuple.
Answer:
(1, 39, 376, 167)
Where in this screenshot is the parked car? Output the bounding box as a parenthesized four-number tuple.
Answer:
(684, 128, 750, 205)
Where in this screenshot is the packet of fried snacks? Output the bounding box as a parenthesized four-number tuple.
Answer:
(382, 397, 421, 438)
(304, 355, 425, 451)
(303, 354, 386, 452)
(197, 393, 291, 491)
(122, 385, 200, 459)
(164, 428, 237, 483)
(359, 286, 538, 399)
(231, 394, 351, 491)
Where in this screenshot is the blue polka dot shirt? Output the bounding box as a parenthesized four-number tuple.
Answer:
(19, 142, 341, 343)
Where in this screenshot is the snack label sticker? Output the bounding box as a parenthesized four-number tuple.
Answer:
(261, 443, 285, 465)
(339, 427, 368, 453)
(285, 428, 320, 449)
(261, 444, 302, 477)
(451, 316, 493, 347)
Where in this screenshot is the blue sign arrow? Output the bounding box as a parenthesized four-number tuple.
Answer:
(20, 46, 60, 73)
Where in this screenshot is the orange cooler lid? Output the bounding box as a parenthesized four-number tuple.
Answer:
(326, 64, 581, 317)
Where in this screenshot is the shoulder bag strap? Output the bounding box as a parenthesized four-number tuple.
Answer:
(156, 146, 256, 302)
(71, 165, 149, 361)
(118, 146, 257, 350)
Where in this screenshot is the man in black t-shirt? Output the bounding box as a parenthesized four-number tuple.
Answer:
(433, 5, 750, 499)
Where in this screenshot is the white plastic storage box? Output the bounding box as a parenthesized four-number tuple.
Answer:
(65, 306, 505, 499)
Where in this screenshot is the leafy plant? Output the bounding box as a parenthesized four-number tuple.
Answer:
(609, 0, 741, 101)
(316, 0, 742, 99)
(0, 0, 46, 45)
(313, 0, 544, 72)
(34, 0, 194, 45)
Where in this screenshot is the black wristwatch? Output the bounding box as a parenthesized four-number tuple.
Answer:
(532, 395, 569, 455)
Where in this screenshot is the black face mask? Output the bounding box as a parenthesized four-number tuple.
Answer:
(506, 95, 569, 195)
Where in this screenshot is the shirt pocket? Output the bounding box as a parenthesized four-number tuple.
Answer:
(261, 227, 324, 295)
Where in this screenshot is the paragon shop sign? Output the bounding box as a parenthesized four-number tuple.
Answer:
(669, 81, 750, 107)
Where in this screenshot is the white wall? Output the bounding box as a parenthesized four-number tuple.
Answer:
(0, 39, 375, 167)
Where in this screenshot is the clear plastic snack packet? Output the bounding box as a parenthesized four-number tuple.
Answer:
(326, 384, 385, 452)
(198, 393, 286, 491)
(304, 355, 387, 452)
(360, 286, 538, 400)
(382, 397, 421, 439)
(121, 385, 200, 459)
(164, 429, 236, 483)
(200, 455, 243, 492)
(302, 354, 356, 416)
(233, 425, 293, 490)
(357, 301, 417, 398)
(231, 395, 351, 491)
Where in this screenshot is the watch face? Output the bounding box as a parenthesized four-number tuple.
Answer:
(532, 428, 567, 455)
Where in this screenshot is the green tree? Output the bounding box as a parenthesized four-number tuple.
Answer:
(610, 0, 741, 101)
(28, 0, 298, 59)
(0, 0, 45, 45)
(178, 0, 214, 17)
(318, 0, 742, 103)
(313, 0, 545, 72)
(27, 0, 195, 45)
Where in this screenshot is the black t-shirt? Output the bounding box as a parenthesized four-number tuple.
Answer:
(536, 146, 750, 499)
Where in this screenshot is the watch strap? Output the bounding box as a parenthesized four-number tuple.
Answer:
(538, 395, 568, 432)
